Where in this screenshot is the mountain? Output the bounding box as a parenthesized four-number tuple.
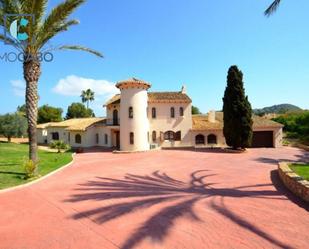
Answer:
(254, 104, 302, 115)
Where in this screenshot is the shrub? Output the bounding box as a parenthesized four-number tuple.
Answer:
(49, 140, 70, 153)
(273, 111, 309, 144)
(23, 159, 38, 179)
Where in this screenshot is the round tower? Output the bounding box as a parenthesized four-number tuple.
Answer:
(116, 78, 151, 151)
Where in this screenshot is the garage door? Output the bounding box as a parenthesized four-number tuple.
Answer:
(251, 131, 273, 148)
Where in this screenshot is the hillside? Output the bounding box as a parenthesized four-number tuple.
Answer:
(254, 104, 302, 115)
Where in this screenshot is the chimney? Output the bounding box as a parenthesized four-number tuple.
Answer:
(208, 110, 216, 123)
(181, 85, 186, 94)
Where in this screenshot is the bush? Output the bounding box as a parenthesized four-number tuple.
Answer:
(23, 159, 38, 179)
(49, 140, 70, 153)
(273, 111, 309, 144)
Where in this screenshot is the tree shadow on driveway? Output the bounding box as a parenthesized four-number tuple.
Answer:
(65, 170, 295, 249)
(270, 170, 309, 211)
(255, 149, 309, 165)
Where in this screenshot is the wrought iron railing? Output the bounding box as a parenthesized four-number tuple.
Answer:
(106, 119, 120, 126)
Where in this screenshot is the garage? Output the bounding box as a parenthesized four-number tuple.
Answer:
(251, 131, 274, 148)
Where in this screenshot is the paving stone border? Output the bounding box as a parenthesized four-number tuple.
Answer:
(278, 162, 309, 202)
(113, 148, 161, 154)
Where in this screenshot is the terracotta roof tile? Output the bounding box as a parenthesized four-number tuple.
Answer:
(148, 92, 192, 103)
(104, 92, 191, 106)
(37, 118, 105, 131)
(116, 78, 151, 90)
(37, 122, 56, 129)
(104, 94, 120, 106)
(192, 112, 283, 131)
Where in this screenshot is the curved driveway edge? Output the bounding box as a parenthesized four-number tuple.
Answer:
(278, 162, 309, 202)
(0, 147, 308, 249)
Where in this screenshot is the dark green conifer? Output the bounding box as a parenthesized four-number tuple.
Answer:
(223, 66, 253, 149)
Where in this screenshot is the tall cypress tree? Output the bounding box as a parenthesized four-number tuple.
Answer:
(223, 66, 253, 149)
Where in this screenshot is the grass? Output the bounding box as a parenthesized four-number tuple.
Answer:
(0, 142, 73, 189)
(290, 164, 309, 181)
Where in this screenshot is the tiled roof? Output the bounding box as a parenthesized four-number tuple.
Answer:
(148, 92, 192, 103)
(192, 114, 223, 130)
(117, 77, 150, 85)
(37, 118, 105, 131)
(37, 122, 56, 129)
(104, 94, 120, 106)
(104, 92, 191, 106)
(116, 78, 151, 90)
(192, 112, 283, 131)
(252, 115, 284, 129)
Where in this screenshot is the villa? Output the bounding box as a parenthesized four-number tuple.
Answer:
(37, 78, 283, 151)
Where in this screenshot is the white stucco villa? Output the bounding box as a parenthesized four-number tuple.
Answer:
(37, 78, 283, 151)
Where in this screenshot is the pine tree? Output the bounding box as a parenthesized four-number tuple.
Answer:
(223, 66, 253, 149)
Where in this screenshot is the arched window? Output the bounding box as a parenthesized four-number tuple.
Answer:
(130, 132, 134, 145)
(104, 134, 108, 144)
(170, 107, 175, 118)
(75, 134, 82, 144)
(52, 132, 59, 140)
(129, 106, 133, 119)
(207, 134, 217, 144)
(164, 131, 175, 141)
(152, 107, 156, 118)
(179, 107, 184, 116)
(113, 109, 118, 125)
(195, 134, 205, 145)
(152, 131, 157, 142)
(95, 133, 99, 144)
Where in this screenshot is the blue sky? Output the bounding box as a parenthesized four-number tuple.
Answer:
(1, 0, 308, 117)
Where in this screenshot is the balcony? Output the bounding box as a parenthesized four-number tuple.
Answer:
(106, 118, 120, 126)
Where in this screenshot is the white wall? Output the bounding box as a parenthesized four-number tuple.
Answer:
(148, 102, 192, 147)
(37, 128, 48, 144)
(69, 126, 114, 148)
(106, 104, 120, 125)
(119, 88, 149, 151)
(190, 130, 226, 147)
(46, 127, 68, 144)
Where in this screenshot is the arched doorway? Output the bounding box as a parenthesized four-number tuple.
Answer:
(113, 109, 118, 125)
(207, 134, 217, 144)
(195, 134, 205, 145)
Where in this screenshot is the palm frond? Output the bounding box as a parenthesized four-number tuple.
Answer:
(36, 0, 85, 47)
(39, 19, 79, 49)
(0, 34, 23, 51)
(21, 0, 48, 36)
(0, 0, 20, 14)
(264, 0, 281, 16)
(0, 0, 21, 29)
(58, 45, 104, 58)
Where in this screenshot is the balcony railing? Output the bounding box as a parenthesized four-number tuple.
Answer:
(106, 118, 120, 126)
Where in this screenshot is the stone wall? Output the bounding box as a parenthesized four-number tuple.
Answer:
(278, 162, 309, 202)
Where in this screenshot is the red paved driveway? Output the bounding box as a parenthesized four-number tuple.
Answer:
(0, 147, 308, 249)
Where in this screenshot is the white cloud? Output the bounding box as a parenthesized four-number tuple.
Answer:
(52, 75, 119, 117)
(52, 75, 118, 97)
(11, 79, 25, 97)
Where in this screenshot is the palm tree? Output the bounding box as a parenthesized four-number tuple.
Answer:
(0, 0, 103, 163)
(265, 0, 281, 16)
(80, 89, 95, 109)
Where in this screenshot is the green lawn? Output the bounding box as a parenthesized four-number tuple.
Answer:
(290, 164, 309, 181)
(0, 142, 73, 189)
